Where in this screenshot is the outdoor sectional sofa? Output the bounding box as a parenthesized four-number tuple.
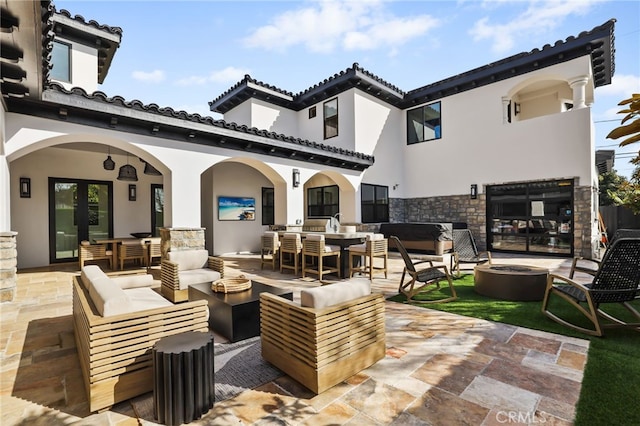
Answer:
(72, 265, 209, 412)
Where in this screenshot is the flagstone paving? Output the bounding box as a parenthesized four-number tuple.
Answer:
(0, 253, 590, 425)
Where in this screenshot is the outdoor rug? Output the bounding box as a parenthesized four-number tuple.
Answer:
(116, 336, 283, 422)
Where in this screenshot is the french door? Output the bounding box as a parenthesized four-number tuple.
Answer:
(49, 178, 113, 263)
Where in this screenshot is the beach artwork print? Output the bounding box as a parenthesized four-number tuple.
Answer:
(218, 196, 256, 221)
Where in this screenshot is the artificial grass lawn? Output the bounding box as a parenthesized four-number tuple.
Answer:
(388, 274, 640, 426)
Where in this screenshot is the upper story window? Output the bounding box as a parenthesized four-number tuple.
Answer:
(50, 40, 71, 82)
(309, 106, 317, 119)
(361, 184, 389, 223)
(407, 101, 441, 144)
(324, 98, 338, 139)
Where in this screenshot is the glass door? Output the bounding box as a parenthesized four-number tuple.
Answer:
(49, 178, 113, 263)
(151, 184, 164, 237)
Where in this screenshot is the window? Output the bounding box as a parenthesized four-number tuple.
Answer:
(308, 106, 316, 119)
(262, 187, 274, 225)
(307, 185, 339, 217)
(361, 184, 389, 223)
(407, 101, 441, 144)
(323, 98, 338, 139)
(51, 40, 71, 82)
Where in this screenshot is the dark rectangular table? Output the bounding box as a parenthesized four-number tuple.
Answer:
(188, 281, 293, 342)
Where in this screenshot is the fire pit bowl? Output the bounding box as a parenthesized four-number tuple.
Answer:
(474, 264, 549, 301)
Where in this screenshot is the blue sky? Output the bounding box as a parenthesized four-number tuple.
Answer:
(55, 0, 640, 178)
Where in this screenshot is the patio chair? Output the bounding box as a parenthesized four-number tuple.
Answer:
(260, 231, 280, 271)
(302, 234, 341, 281)
(570, 229, 640, 278)
(280, 233, 302, 275)
(542, 237, 640, 336)
(118, 239, 146, 270)
(347, 233, 388, 280)
(144, 237, 162, 268)
(78, 241, 112, 269)
(391, 235, 457, 303)
(450, 229, 491, 276)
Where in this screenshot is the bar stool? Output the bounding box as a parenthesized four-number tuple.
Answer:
(348, 233, 388, 280)
(260, 231, 280, 270)
(280, 233, 302, 275)
(302, 234, 341, 281)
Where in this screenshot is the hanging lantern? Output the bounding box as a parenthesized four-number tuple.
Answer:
(143, 161, 162, 176)
(117, 154, 138, 181)
(103, 147, 115, 170)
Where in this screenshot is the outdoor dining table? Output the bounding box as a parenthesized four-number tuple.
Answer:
(276, 231, 373, 277)
(94, 237, 150, 270)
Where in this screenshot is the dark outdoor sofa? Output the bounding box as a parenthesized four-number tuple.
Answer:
(380, 222, 460, 255)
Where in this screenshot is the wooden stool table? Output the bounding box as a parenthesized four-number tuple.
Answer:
(153, 331, 215, 426)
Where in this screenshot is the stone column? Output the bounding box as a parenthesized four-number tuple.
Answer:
(501, 96, 511, 124)
(0, 232, 18, 302)
(159, 227, 205, 258)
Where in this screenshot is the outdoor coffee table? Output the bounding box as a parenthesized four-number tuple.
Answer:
(188, 280, 293, 342)
(474, 264, 549, 301)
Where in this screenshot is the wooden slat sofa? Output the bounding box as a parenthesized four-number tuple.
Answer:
(73, 265, 209, 412)
(260, 279, 386, 394)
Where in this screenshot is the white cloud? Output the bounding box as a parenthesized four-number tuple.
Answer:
(469, 0, 603, 54)
(131, 69, 165, 83)
(596, 74, 640, 97)
(209, 66, 251, 83)
(242, 0, 439, 54)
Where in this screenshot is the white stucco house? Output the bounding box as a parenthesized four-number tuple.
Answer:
(1, 1, 615, 273)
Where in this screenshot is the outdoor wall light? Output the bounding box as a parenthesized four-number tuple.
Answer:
(470, 184, 478, 199)
(514, 102, 521, 116)
(292, 168, 300, 187)
(129, 184, 137, 201)
(19, 177, 30, 198)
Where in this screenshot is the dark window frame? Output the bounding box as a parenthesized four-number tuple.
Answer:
(262, 187, 275, 225)
(307, 185, 339, 218)
(308, 106, 317, 119)
(323, 98, 338, 139)
(406, 101, 442, 144)
(361, 183, 389, 223)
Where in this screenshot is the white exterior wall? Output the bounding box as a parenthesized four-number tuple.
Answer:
(222, 101, 252, 126)
(52, 36, 98, 93)
(252, 99, 298, 135)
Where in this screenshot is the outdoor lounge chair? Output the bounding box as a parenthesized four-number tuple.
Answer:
(542, 237, 640, 336)
(391, 235, 457, 303)
(569, 229, 640, 278)
(450, 229, 491, 276)
(78, 241, 112, 269)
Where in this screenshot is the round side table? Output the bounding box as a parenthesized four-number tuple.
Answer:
(153, 330, 215, 426)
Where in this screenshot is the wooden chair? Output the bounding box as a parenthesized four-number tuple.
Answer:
(391, 235, 457, 303)
(78, 241, 112, 269)
(260, 284, 385, 394)
(542, 237, 640, 336)
(450, 229, 491, 277)
(144, 237, 162, 268)
(118, 240, 146, 270)
(347, 233, 388, 280)
(280, 233, 302, 275)
(260, 231, 280, 271)
(302, 234, 341, 281)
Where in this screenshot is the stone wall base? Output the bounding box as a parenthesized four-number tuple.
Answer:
(0, 232, 18, 303)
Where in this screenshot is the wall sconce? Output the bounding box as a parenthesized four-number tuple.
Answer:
(514, 102, 521, 116)
(129, 184, 137, 201)
(292, 168, 300, 187)
(470, 184, 478, 199)
(20, 177, 31, 198)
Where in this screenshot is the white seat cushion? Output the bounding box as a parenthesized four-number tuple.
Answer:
(323, 244, 341, 252)
(89, 276, 133, 317)
(178, 269, 221, 289)
(125, 287, 173, 311)
(301, 279, 371, 309)
(348, 243, 366, 253)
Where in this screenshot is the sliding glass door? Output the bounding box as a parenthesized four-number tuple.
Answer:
(49, 178, 113, 263)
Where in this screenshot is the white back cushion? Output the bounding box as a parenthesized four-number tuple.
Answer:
(167, 249, 209, 271)
(81, 265, 107, 291)
(89, 276, 133, 317)
(301, 279, 371, 309)
(111, 274, 156, 289)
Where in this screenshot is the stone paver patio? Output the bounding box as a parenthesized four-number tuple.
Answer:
(1, 253, 590, 425)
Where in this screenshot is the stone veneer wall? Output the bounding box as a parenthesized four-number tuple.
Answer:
(159, 227, 206, 258)
(0, 232, 18, 302)
(361, 183, 594, 256)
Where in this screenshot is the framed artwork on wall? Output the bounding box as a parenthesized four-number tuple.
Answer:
(218, 196, 255, 221)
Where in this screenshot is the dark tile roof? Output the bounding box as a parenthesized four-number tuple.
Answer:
(25, 83, 374, 171)
(210, 19, 615, 114)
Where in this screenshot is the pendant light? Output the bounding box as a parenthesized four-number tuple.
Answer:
(143, 161, 162, 176)
(117, 153, 138, 181)
(103, 147, 115, 170)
